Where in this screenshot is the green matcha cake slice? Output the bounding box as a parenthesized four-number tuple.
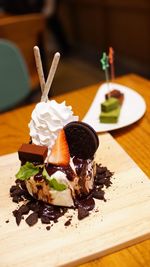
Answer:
(101, 97, 119, 112)
(100, 106, 121, 123)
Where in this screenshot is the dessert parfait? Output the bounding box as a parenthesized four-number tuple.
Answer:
(18, 101, 98, 208)
(10, 48, 113, 227)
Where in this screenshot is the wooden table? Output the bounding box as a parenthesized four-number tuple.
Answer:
(0, 74, 150, 267)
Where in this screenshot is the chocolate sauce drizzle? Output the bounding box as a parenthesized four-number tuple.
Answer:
(10, 164, 113, 228)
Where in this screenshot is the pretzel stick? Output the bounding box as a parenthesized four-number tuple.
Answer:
(33, 46, 45, 93)
(41, 52, 60, 102)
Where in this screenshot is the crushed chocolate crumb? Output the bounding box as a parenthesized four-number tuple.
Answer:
(18, 204, 30, 215)
(41, 216, 50, 224)
(92, 164, 113, 201)
(64, 218, 72, 226)
(95, 208, 99, 213)
(78, 206, 89, 220)
(25, 212, 38, 226)
(93, 189, 105, 200)
(13, 210, 22, 225)
(10, 164, 113, 228)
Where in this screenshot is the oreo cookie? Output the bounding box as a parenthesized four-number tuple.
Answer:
(64, 121, 99, 159)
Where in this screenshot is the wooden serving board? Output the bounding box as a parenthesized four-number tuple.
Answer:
(0, 133, 150, 267)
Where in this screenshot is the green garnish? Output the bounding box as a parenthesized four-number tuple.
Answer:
(49, 178, 67, 191)
(42, 168, 67, 191)
(16, 162, 41, 180)
(42, 167, 50, 180)
(15, 164, 67, 191)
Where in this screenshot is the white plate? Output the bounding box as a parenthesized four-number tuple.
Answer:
(82, 82, 146, 132)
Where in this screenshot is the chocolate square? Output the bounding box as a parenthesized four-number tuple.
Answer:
(18, 144, 48, 163)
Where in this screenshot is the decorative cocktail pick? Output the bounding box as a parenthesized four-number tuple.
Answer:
(33, 46, 45, 93)
(108, 47, 115, 80)
(100, 52, 110, 95)
(41, 52, 60, 102)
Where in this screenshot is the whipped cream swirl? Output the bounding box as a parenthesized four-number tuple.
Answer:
(29, 100, 78, 153)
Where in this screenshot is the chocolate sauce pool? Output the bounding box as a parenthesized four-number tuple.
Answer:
(10, 164, 113, 228)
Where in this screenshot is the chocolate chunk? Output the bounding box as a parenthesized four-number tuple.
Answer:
(105, 170, 113, 178)
(10, 187, 25, 197)
(18, 204, 30, 215)
(78, 206, 89, 220)
(96, 166, 107, 174)
(18, 144, 48, 163)
(10, 184, 29, 203)
(19, 180, 27, 190)
(13, 210, 22, 225)
(105, 89, 124, 105)
(25, 212, 38, 226)
(12, 195, 23, 203)
(27, 201, 40, 212)
(46, 226, 51, 231)
(64, 121, 99, 159)
(77, 196, 95, 211)
(41, 216, 50, 224)
(95, 164, 113, 188)
(95, 177, 106, 185)
(10, 185, 18, 193)
(12, 204, 30, 225)
(105, 180, 112, 188)
(38, 203, 66, 221)
(93, 189, 105, 200)
(64, 218, 72, 226)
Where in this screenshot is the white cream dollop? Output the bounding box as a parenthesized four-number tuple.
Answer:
(29, 100, 78, 153)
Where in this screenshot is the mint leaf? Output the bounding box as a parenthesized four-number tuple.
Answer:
(42, 168, 67, 191)
(16, 162, 40, 180)
(42, 167, 50, 180)
(49, 178, 67, 191)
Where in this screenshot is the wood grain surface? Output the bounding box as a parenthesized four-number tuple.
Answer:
(0, 74, 150, 266)
(0, 133, 150, 267)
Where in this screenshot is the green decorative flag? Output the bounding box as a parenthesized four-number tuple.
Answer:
(100, 52, 109, 70)
(100, 52, 110, 94)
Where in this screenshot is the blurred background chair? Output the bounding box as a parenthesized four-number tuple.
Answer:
(0, 13, 45, 91)
(0, 39, 30, 112)
(0, 2, 102, 100)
